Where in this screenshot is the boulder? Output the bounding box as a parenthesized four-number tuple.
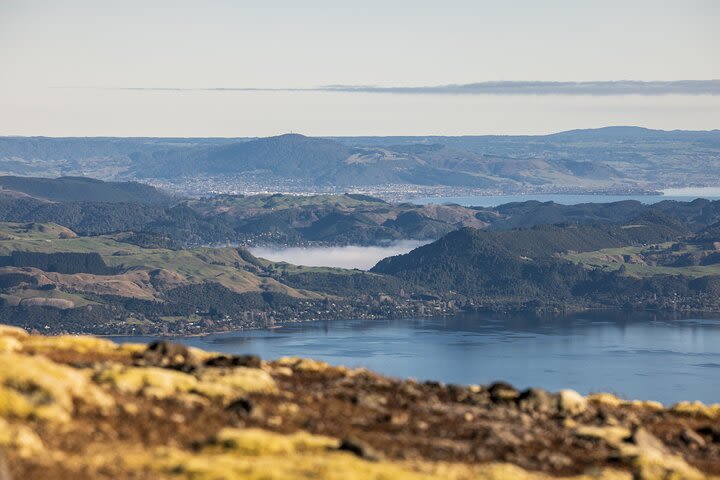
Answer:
(205, 354, 261, 369)
(338, 437, 380, 461)
(558, 389, 588, 416)
(134, 340, 199, 372)
(489, 382, 519, 402)
(518, 388, 557, 414)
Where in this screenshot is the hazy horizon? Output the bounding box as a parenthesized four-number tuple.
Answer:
(2, 1, 718, 136)
(1, 123, 719, 139)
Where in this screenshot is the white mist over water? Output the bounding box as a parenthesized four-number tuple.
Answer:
(249, 240, 428, 270)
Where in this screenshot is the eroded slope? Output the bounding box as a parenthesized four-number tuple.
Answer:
(0, 325, 718, 479)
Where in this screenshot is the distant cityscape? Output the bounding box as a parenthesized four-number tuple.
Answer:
(145, 174, 663, 201)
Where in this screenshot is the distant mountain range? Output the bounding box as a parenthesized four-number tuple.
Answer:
(1, 127, 719, 192)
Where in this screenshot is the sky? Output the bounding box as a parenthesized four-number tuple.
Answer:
(1, 0, 718, 136)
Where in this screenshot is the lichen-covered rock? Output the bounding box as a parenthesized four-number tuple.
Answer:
(204, 353, 262, 369)
(489, 382, 519, 402)
(277, 356, 334, 373)
(627, 400, 664, 411)
(671, 401, 720, 419)
(588, 392, 624, 407)
(518, 388, 558, 414)
(574, 425, 706, 479)
(628, 428, 705, 480)
(588, 393, 665, 412)
(134, 340, 201, 371)
(558, 389, 588, 416)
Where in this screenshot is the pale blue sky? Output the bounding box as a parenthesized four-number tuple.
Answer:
(1, 0, 718, 136)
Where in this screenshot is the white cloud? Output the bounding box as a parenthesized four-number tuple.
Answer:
(69, 80, 720, 96)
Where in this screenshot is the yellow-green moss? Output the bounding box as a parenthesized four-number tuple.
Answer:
(277, 356, 340, 373)
(588, 393, 664, 412)
(117, 341, 220, 364)
(0, 324, 28, 339)
(94, 364, 199, 399)
(116, 342, 147, 355)
(670, 401, 720, 418)
(627, 400, 664, 411)
(109, 438, 633, 480)
(0, 352, 113, 422)
(208, 428, 338, 456)
(195, 368, 277, 399)
(574, 425, 632, 444)
(0, 418, 44, 458)
(95, 364, 277, 402)
(23, 334, 120, 355)
(0, 326, 712, 480)
(0, 335, 22, 353)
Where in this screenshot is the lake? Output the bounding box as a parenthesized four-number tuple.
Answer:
(109, 311, 720, 405)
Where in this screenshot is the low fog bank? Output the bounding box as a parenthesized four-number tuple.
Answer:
(249, 240, 428, 270)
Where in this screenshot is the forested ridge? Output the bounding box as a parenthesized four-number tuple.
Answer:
(0, 175, 719, 334)
(1, 175, 720, 247)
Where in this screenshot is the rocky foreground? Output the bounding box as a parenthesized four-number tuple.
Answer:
(0, 324, 718, 479)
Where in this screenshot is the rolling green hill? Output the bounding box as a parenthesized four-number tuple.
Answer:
(372, 221, 720, 311)
(0, 177, 719, 248)
(0, 188, 490, 246)
(1, 202, 720, 335)
(134, 134, 500, 187)
(0, 175, 175, 204)
(0, 222, 424, 334)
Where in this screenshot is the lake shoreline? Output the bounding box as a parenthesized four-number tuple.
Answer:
(105, 310, 720, 404)
(97, 304, 720, 340)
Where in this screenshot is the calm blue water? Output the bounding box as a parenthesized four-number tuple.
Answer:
(409, 194, 720, 207)
(110, 312, 720, 405)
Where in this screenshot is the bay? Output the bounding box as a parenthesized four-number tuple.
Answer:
(109, 311, 720, 405)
